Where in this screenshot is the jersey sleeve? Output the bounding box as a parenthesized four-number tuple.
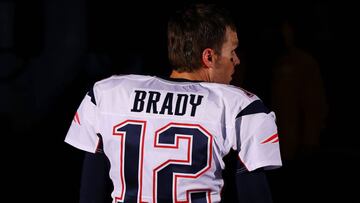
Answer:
(64, 89, 100, 153)
(235, 100, 282, 171)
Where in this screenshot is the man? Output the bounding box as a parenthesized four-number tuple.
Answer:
(65, 4, 282, 203)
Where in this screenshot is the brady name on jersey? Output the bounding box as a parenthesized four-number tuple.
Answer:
(130, 90, 204, 117)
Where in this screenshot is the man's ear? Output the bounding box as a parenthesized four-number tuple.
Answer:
(202, 48, 215, 68)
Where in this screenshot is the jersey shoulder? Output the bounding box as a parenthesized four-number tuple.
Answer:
(200, 82, 260, 105)
(93, 74, 153, 91)
(198, 83, 265, 125)
(88, 74, 154, 106)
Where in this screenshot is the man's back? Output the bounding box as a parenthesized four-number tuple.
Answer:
(65, 74, 281, 203)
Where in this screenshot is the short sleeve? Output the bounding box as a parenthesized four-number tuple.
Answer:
(235, 100, 282, 171)
(64, 89, 100, 153)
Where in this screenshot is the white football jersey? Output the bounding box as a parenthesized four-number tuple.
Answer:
(65, 74, 282, 203)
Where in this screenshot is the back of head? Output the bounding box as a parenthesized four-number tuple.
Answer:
(167, 4, 236, 72)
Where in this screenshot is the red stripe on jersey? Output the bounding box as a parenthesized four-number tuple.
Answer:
(271, 138, 279, 143)
(73, 112, 81, 125)
(261, 134, 278, 144)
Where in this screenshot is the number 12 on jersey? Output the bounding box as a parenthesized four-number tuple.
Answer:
(113, 120, 213, 203)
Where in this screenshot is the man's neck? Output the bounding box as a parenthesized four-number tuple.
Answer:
(169, 70, 210, 82)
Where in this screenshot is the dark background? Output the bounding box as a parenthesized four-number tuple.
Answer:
(1, 0, 357, 202)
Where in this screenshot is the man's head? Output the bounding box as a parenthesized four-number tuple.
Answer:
(168, 4, 240, 84)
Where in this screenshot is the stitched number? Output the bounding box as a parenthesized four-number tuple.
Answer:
(153, 123, 213, 203)
(113, 121, 212, 203)
(113, 120, 147, 203)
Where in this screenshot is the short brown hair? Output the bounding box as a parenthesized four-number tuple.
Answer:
(168, 4, 236, 72)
